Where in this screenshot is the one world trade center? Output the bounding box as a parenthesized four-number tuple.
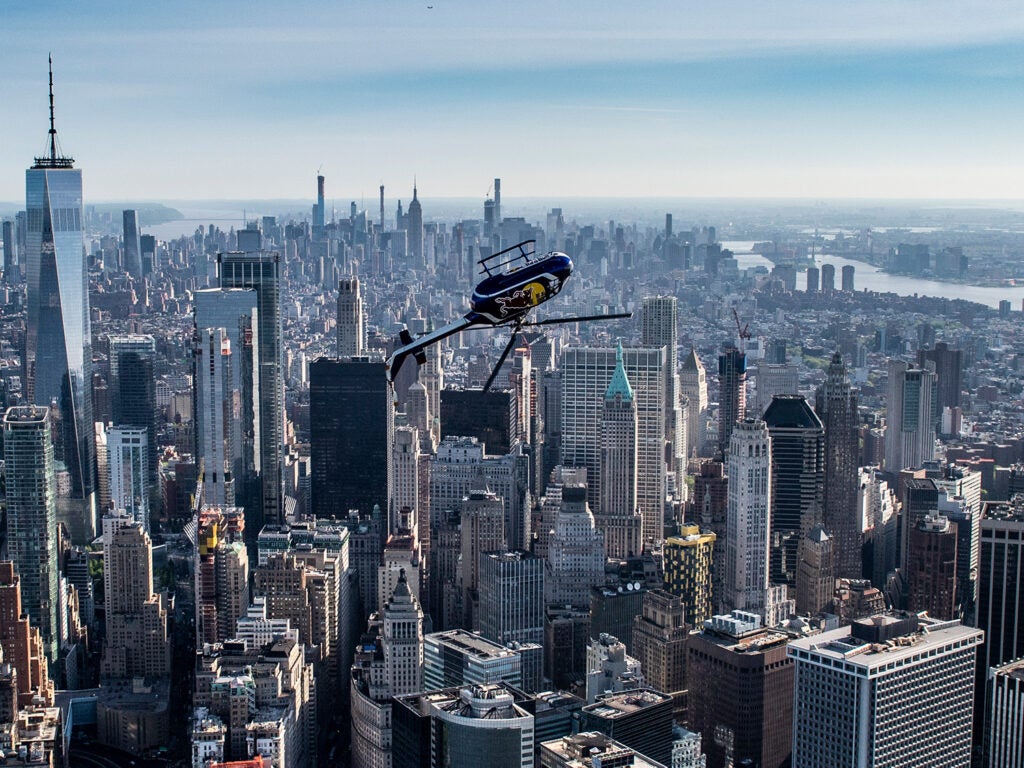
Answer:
(24, 57, 96, 539)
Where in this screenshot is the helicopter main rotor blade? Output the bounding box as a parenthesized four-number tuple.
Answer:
(483, 321, 524, 393)
(521, 312, 633, 327)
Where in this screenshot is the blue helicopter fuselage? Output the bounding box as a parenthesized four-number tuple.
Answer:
(469, 252, 572, 325)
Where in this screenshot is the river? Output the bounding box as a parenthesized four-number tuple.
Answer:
(721, 241, 1023, 310)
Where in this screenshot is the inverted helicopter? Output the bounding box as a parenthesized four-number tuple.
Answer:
(386, 239, 631, 390)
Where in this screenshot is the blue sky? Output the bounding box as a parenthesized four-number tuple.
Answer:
(3, 0, 1024, 202)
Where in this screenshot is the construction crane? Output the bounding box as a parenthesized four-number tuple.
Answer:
(732, 307, 752, 350)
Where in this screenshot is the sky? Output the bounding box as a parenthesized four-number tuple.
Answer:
(3, 0, 1024, 203)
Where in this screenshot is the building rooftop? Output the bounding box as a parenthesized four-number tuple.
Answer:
(541, 731, 666, 768)
(426, 629, 517, 660)
(787, 614, 983, 673)
(582, 688, 671, 719)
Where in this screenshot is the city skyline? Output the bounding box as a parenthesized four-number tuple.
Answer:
(4, 1, 1024, 202)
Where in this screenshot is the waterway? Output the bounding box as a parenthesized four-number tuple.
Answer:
(721, 241, 1024, 310)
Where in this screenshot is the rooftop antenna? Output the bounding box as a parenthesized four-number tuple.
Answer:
(34, 53, 73, 169)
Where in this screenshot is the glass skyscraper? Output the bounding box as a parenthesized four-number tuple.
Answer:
(3, 406, 59, 666)
(24, 63, 96, 539)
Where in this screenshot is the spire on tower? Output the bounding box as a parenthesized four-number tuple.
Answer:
(34, 54, 73, 169)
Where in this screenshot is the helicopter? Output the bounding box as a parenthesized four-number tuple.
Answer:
(386, 239, 632, 390)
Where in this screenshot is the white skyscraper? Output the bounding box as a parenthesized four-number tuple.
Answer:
(884, 359, 936, 472)
(106, 426, 149, 530)
(641, 296, 687, 492)
(194, 327, 238, 506)
(789, 614, 981, 768)
(545, 484, 605, 609)
(337, 275, 365, 358)
(561, 346, 667, 545)
(725, 418, 772, 616)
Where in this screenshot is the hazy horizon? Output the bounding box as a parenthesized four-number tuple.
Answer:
(5, 1, 1024, 201)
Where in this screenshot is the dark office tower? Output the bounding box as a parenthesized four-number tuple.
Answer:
(665, 213, 673, 239)
(336, 276, 365, 358)
(139, 234, 155, 275)
(762, 395, 824, 587)
(693, 460, 729, 612)
(978, 498, 1024, 726)
(218, 251, 284, 527)
(314, 174, 325, 240)
(121, 209, 142, 278)
(440, 388, 517, 455)
(687, 612, 794, 768)
(805, 265, 819, 293)
(25, 58, 96, 538)
(906, 512, 958, 620)
(841, 264, 855, 292)
(493, 178, 501, 222)
(109, 335, 157, 504)
(379, 184, 385, 232)
(820, 263, 835, 294)
(3, 407, 59, 666)
(2, 220, 15, 283)
(310, 358, 391, 518)
(407, 183, 423, 266)
(816, 353, 862, 579)
(918, 341, 963, 412)
(580, 689, 675, 767)
(716, 345, 746, 456)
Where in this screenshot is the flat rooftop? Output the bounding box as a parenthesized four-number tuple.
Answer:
(426, 629, 516, 660)
(788, 617, 982, 674)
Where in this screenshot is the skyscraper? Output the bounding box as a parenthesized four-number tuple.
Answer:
(820, 263, 835, 294)
(194, 288, 260, 508)
(977, 497, 1024, 739)
(24, 60, 95, 538)
(0, 561, 54, 710)
(724, 419, 771, 615)
(816, 353, 862, 579)
(762, 395, 824, 587)
(716, 346, 746, 456)
(218, 251, 284, 528)
(596, 345, 641, 558)
(3, 406, 58, 666)
(310, 357, 391, 519)
(545, 485, 605, 610)
(988, 658, 1024, 768)
(687, 612, 793, 768)
(840, 264, 855, 292)
(918, 340, 963, 413)
(680, 349, 708, 458)
(407, 183, 423, 266)
(906, 511, 958, 620)
(101, 521, 170, 681)
(789, 614, 981, 768)
(662, 526, 716, 625)
(631, 589, 688, 713)
(122, 209, 142, 278)
(194, 328, 238, 507)
(106, 426, 149, 529)
(561, 347, 667, 544)
(478, 551, 544, 646)
(336, 276, 365, 358)
(2, 219, 16, 283)
(884, 359, 936, 472)
(641, 296, 686, 481)
(109, 334, 158, 517)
